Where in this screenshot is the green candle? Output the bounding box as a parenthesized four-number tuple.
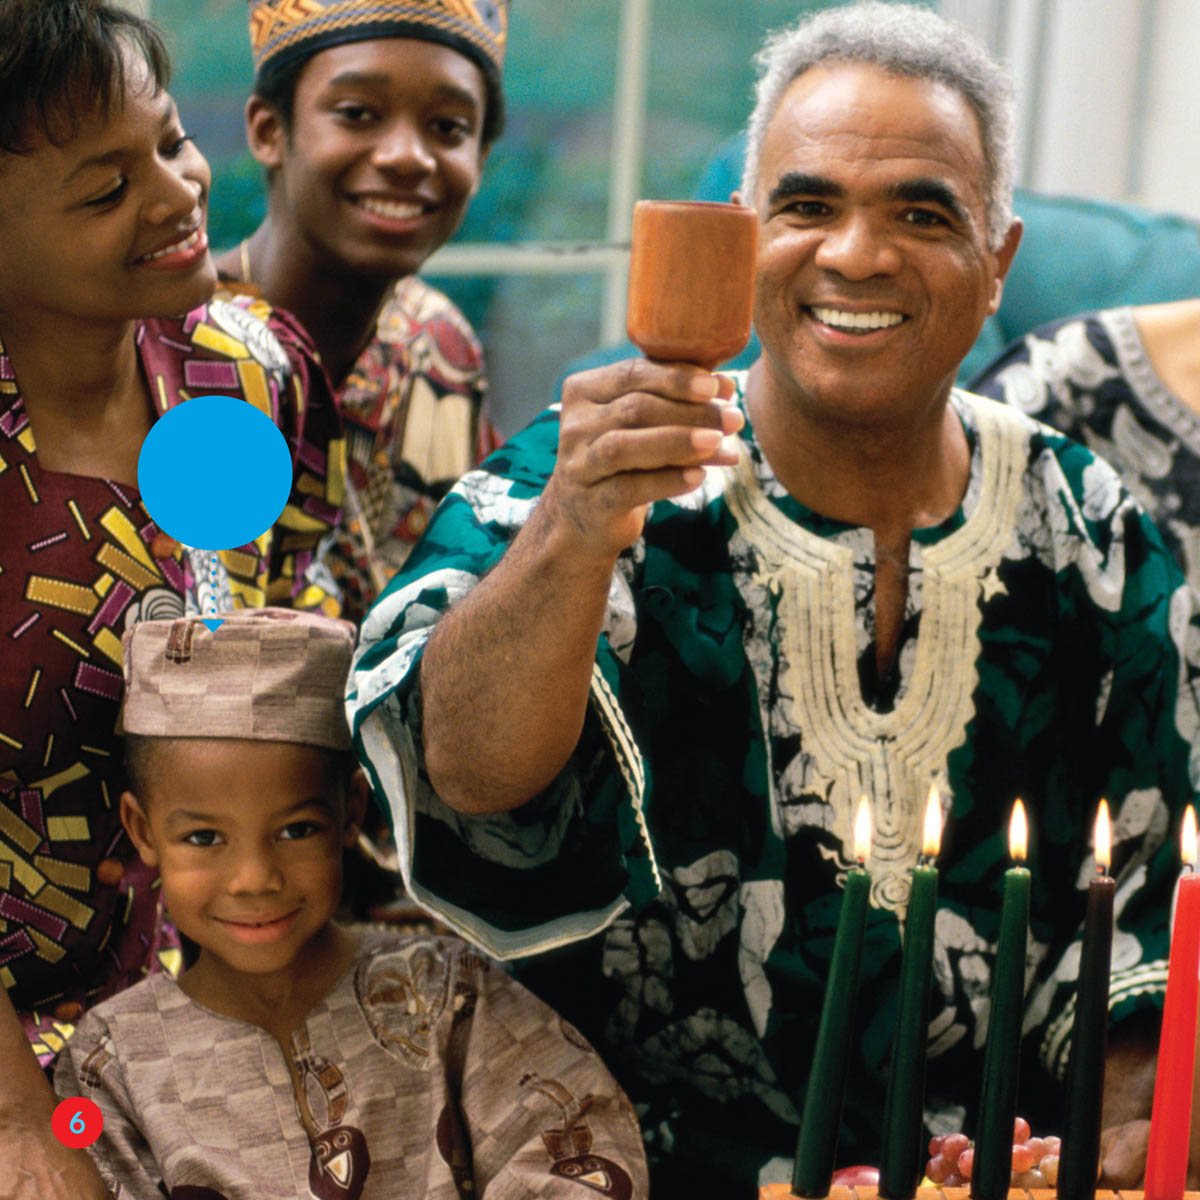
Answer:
(879, 787, 943, 1200)
(971, 799, 1031, 1200)
(793, 796, 872, 1198)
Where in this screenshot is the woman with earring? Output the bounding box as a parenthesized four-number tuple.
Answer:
(0, 4, 342, 1192)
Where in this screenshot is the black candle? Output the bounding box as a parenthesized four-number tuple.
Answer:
(1059, 800, 1114, 1200)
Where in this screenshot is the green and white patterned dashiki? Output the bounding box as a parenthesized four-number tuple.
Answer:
(348, 376, 1200, 1194)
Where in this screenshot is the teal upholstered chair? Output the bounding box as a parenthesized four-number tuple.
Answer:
(557, 134, 1200, 392)
(964, 189, 1200, 380)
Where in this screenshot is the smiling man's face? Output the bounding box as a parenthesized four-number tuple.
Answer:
(749, 61, 1019, 429)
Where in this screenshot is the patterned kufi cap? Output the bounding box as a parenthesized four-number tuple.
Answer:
(248, 1, 509, 96)
(120, 609, 355, 751)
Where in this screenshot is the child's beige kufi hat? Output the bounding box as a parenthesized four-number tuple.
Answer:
(121, 609, 354, 751)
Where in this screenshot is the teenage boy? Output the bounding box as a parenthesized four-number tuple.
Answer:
(216, 0, 509, 621)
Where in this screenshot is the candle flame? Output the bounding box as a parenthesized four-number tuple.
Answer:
(923, 785, 943, 859)
(1094, 799, 1111, 874)
(854, 795, 872, 864)
(1183, 806, 1198, 869)
(1009, 799, 1028, 863)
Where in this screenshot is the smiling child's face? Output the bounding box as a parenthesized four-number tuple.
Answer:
(121, 738, 362, 983)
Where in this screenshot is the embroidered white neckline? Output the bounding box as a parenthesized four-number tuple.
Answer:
(726, 392, 1031, 915)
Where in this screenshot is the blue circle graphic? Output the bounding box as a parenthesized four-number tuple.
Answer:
(137, 395, 292, 551)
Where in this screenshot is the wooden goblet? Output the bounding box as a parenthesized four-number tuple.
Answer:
(626, 199, 758, 369)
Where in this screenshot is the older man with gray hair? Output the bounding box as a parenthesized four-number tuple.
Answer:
(349, 3, 1197, 1192)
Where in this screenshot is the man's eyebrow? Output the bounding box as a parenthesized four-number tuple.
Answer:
(59, 96, 175, 190)
(767, 172, 843, 207)
(888, 177, 971, 224)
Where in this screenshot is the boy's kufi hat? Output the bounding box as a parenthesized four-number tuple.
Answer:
(120, 609, 354, 751)
(247, 0, 509, 109)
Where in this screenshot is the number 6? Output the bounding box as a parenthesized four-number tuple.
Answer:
(68, 1110, 85, 1135)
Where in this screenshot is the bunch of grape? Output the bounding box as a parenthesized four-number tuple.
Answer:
(926, 1118, 1061, 1188)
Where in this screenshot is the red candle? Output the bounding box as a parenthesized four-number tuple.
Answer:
(1145, 806, 1200, 1200)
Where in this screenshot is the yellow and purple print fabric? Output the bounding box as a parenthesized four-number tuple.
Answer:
(0, 294, 344, 1063)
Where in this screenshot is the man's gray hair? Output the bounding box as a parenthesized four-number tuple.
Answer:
(740, 2, 1015, 249)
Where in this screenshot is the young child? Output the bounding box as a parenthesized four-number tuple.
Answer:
(54, 609, 647, 1199)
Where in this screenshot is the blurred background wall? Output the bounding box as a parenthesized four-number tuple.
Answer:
(133, 0, 1200, 435)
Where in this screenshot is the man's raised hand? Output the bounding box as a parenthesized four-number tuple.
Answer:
(545, 358, 742, 561)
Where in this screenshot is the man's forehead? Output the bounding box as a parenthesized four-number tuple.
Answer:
(761, 62, 987, 178)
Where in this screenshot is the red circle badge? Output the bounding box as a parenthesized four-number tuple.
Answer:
(51, 1096, 103, 1148)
